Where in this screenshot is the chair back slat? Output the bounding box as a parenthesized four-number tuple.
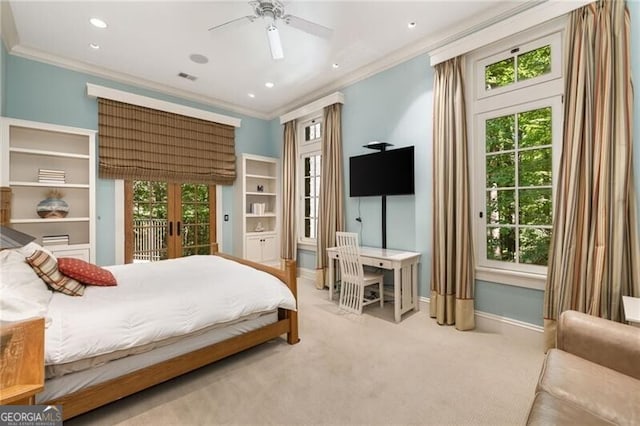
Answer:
(336, 232, 363, 282)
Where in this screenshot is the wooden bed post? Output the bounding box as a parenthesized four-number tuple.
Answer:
(284, 259, 300, 344)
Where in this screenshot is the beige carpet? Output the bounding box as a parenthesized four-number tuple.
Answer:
(66, 279, 544, 425)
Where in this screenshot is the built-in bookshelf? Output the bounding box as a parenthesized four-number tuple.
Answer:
(0, 118, 96, 262)
(234, 154, 279, 266)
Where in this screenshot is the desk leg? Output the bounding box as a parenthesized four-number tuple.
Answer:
(394, 266, 401, 322)
(328, 257, 335, 301)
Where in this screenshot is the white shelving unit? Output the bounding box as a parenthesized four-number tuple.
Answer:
(1, 118, 96, 262)
(234, 154, 280, 266)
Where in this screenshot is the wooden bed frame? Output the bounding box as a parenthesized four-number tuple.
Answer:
(0, 186, 299, 420)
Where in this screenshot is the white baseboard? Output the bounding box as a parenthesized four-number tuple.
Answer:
(419, 296, 544, 352)
(297, 267, 315, 281)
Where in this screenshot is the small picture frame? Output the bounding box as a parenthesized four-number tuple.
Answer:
(257, 185, 264, 192)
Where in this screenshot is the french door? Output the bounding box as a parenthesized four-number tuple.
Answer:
(124, 181, 216, 263)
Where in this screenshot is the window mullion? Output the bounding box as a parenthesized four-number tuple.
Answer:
(514, 112, 520, 265)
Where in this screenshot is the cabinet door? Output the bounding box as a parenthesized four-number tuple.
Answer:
(261, 235, 277, 262)
(245, 236, 263, 262)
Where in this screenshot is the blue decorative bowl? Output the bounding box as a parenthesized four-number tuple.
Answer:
(37, 197, 70, 218)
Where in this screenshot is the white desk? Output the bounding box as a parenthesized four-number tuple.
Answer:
(622, 296, 640, 327)
(327, 246, 421, 322)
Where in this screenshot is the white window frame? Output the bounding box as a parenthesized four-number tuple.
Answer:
(475, 96, 562, 277)
(296, 114, 322, 250)
(477, 32, 562, 100)
(467, 19, 565, 290)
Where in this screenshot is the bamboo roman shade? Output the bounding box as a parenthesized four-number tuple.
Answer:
(98, 98, 236, 184)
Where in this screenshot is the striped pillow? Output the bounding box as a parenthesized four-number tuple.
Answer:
(25, 250, 85, 296)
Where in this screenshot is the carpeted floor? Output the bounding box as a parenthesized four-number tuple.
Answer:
(66, 278, 544, 425)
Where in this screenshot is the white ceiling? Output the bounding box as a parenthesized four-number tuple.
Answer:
(4, 1, 531, 119)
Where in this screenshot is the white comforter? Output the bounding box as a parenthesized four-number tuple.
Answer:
(45, 255, 296, 366)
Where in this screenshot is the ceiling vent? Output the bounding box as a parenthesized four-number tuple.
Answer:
(177, 72, 197, 81)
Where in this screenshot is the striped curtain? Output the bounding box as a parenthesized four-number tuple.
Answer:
(281, 120, 297, 262)
(430, 56, 475, 331)
(543, 0, 640, 350)
(316, 103, 345, 289)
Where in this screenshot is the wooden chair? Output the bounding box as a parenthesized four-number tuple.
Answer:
(335, 232, 384, 314)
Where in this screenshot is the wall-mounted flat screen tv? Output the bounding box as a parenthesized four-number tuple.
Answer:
(349, 146, 415, 197)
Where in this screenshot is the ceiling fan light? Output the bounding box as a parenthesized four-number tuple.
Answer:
(266, 24, 284, 60)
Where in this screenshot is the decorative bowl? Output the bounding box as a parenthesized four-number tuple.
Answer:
(37, 197, 70, 218)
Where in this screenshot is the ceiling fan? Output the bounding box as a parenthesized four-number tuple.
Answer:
(208, 0, 333, 60)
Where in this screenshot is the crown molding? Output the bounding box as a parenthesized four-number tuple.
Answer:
(1, 1, 19, 51)
(5, 44, 271, 121)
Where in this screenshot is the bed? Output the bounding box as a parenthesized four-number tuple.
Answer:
(0, 187, 299, 420)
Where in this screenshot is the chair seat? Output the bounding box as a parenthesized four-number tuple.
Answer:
(363, 271, 384, 284)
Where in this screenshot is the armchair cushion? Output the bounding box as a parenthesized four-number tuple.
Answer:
(537, 349, 640, 425)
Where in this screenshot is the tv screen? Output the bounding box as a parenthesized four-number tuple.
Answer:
(349, 146, 415, 197)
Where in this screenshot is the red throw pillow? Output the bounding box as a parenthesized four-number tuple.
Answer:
(58, 258, 117, 287)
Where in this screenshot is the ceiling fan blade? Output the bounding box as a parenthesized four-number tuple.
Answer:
(282, 14, 333, 39)
(208, 15, 256, 32)
(266, 24, 284, 60)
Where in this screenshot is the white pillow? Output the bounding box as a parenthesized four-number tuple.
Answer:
(0, 247, 53, 325)
(20, 242, 56, 260)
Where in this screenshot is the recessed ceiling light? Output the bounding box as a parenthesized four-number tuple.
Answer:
(90, 18, 108, 29)
(265, 82, 274, 88)
(248, 93, 256, 98)
(189, 53, 209, 64)
(407, 22, 417, 29)
(89, 43, 100, 50)
(332, 63, 339, 69)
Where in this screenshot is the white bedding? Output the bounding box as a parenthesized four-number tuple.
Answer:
(45, 255, 296, 366)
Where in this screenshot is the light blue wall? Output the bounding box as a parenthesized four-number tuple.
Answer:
(341, 54, 432, 292)
(4, 54, 275, 265)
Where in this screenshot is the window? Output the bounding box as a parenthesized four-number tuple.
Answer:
(477, 33, 561, 99)
(298, 116, 322, 246)
(479, 99, 561, 275)
(469, 26, 564, 288)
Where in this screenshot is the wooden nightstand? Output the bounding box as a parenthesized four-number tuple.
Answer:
(0, 317, 45, 405)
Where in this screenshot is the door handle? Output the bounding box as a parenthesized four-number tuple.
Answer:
(177, 221, 181, 236)
(169, 221, 173, 236)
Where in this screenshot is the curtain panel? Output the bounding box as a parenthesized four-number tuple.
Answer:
(281, 120, 297, 261)
(316, 103, 345, 289)
(98, 98, 236, 185)
(543, 0, 640, 350)
(430, 56, 475, 331)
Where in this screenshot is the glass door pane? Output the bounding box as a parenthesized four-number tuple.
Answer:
(180, 183, 212, 256)
(132, 181, 169, 262)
